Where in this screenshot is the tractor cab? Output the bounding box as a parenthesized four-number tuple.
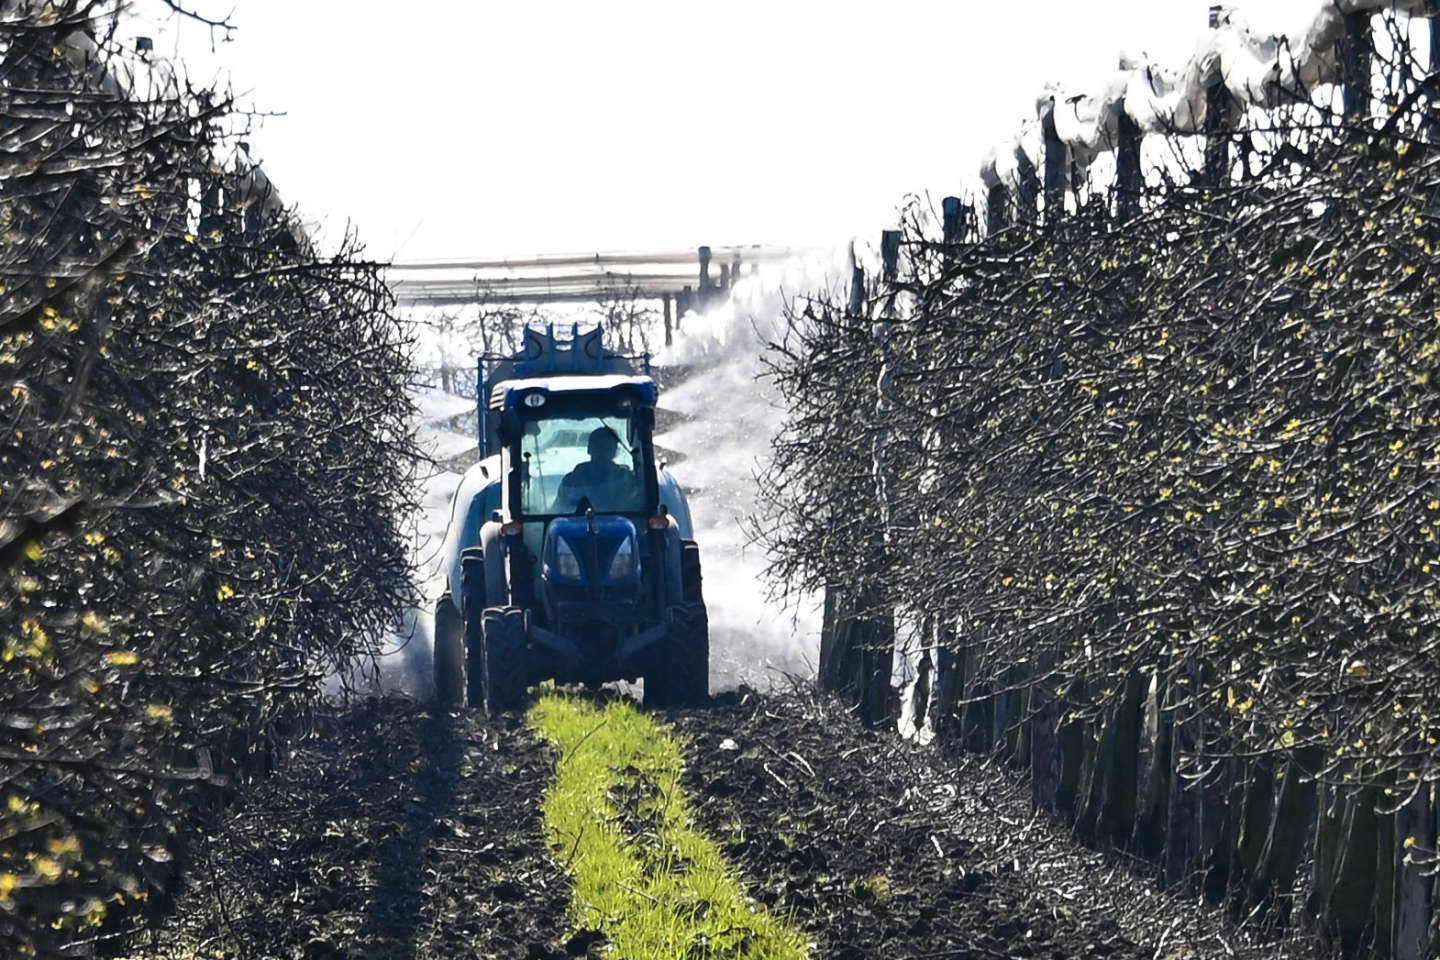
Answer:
(433, 325, 707, 712)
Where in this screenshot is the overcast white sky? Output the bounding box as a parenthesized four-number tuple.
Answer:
(128, 0, 1324, 261)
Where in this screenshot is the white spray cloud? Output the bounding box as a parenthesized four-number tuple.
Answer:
(655, 245, 857, 690)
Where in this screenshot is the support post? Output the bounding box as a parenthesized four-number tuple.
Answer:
(1430, 1, 1440, 141)
(677, 285, 692, 331)
(861, 228, 903, 730)
(1042, 105, 1067, 227)
(697, 245, 712, 310)
(1431, 0, 1440, 86)
(662, 294, 673, 347)
(1203, 82, 1232, 187)
(880, 229, 900, 285)
(198, 177, 223, 237)
(1016, 151, 1039, 225)
(847, 243, 865, 315)
(818, 586, 844, 691)
(986, 183, 1009, 236)
(1342, 12, 1373, 121)
(1115, 108, 1142, 222)
(1204, 7, 1234, 189)
(942, 196, 963, 244)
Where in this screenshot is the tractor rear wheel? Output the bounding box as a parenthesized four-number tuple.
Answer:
(645, 601, 709, 708)
(481, 607, 528, 714)
(461, 553, 489, 708)
(433, 593, 465, 709)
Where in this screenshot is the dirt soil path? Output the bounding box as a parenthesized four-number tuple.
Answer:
(671, 690, 1324, 960)
(129, 698, 572, 960)
(129, 691, 1323, 960)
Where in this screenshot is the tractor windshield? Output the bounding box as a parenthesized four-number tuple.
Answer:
(519, 412, 646, 516)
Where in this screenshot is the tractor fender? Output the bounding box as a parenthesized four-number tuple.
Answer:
(655, 519, 683, 610)
(441, 458, 502, 616)
(657, 468, 695, 540)
(477, 520, 508, 608)
(460, 521, 507, 616)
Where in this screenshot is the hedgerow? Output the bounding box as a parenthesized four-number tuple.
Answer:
(0, 3, 416, 954)
(760, 10, 1440, 857)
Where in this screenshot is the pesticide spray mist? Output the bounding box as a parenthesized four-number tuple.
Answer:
(372, 246, 856, 699)
(653, 246, 857, 690)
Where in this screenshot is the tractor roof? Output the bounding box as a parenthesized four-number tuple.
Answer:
(494, 374, 658, 410)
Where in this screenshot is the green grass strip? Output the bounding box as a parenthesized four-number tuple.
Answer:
(529, 693, 809, 960)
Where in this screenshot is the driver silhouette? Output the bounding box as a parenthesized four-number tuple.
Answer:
(553, 427, 636, 513)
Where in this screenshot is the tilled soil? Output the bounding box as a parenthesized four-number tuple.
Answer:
(671, 689, 1326, 960)
(127, 698, 572, 960)
(128, 690, 1325, 960)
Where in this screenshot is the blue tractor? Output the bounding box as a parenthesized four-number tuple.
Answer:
(433, 325, 708, 711)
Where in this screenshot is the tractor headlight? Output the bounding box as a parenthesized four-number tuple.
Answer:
(555, 537, 582, 580)
(607, 537, 636, 580)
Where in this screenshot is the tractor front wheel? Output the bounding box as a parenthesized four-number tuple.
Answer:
(645, 601, 709, 709)
(481, 607, 528, 714)
(433, 593, 465, 709)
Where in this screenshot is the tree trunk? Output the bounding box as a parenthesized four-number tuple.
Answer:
(1132, 669, 1171, 860)
(1393, 782, 1435, 960)
(1164, 658, 1202, 888)
(1100, 670, 1145, 849)
(1057, 681, 1086, 818)
(1248, 747, 1320, 921)
(1030, 650, 1060, 813)
(1231, 755, 1275, 911)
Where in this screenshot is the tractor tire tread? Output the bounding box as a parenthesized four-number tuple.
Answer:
(433, 593, 465, 708)
(482, 607, 528, 714)
(646, 601, 708, 708)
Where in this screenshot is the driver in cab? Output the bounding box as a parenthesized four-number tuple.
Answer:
(553, 426, 637, 513)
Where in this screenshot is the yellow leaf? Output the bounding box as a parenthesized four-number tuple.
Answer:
(46, 835, 80, 858)
(105, 651, 138, 667)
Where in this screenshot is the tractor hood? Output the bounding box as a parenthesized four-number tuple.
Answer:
(542, 515, 642, 587)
